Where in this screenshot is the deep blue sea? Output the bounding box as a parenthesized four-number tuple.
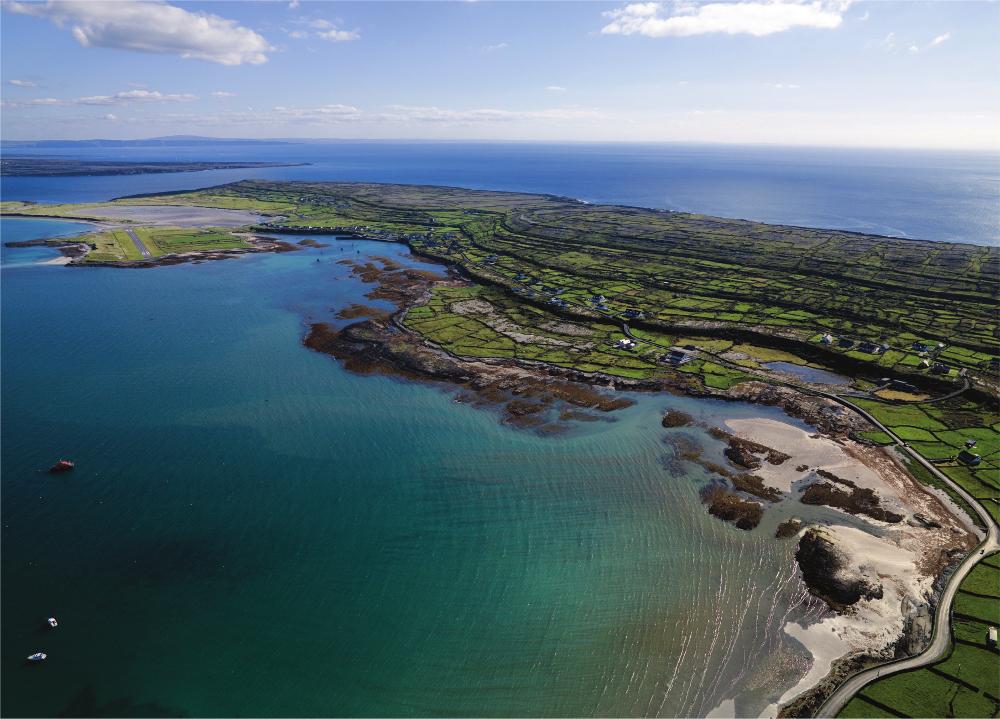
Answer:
(1, 143, 996, 717)
(2, 141, 998, 244)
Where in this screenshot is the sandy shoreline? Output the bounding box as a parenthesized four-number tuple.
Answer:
(712, 415, 977, 717)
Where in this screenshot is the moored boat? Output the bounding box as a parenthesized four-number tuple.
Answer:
(47, 617, 58, 628)
(48, 459, 74, 473)
(27, 653, 46, 662)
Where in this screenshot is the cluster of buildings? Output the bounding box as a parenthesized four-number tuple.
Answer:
(820, 334, 955, 374)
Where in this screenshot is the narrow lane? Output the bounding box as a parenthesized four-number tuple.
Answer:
(618, 323, 998, 718)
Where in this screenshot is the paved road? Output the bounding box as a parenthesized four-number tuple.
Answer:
(617, 323, 998, 718)
(812, 415, 998, 717)
(126, 228, 152, 259)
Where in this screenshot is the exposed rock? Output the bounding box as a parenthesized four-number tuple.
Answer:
(795, 527, 884, 610)
(725, 382, 870, 438)
(896, 599, 933, 656)
(775, 518, 803, 539)
(701, 484, 764, 530)
(800, 482, 903, 523)
(662, 409, 694, 428)
(908, 513, 942, 529)
(816, 468, 857, 488)
(726, 441, 763, 470)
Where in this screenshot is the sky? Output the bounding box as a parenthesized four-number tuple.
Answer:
(1, 0, 998, 149)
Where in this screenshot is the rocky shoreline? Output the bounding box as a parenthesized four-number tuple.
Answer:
(298, 253, 979, 716)
(4, 234, 298, 268)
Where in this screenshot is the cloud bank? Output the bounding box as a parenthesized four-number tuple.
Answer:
(3, 0, 273, 65)
(2, 88, 198, 108)
(601, 1, 851, 38)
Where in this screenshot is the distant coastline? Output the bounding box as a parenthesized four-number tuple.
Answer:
(0, 158, 308, 178)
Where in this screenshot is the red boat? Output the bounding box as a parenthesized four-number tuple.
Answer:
(48, 459, 74, 473)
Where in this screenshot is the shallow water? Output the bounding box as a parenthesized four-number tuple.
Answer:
(1, 217, 834, 717)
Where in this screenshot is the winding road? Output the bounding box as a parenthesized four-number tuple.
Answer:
(616, 324, 998, 718)
(812, 418, 998, 718)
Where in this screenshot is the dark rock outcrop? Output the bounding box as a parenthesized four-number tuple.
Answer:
(775, 518, 803, 539)
(795, 528, 884, 610)
(800, 482, 903, 523)
(661, 410, 694, 428)
(701, 484, 764, 531)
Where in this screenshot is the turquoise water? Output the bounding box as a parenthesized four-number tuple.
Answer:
(0, 218, 95, 267)
(2, 220, 824, 716)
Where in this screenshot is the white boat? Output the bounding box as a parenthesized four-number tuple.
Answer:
(47, 617, 58, 628)
(27, 653, 46, 662)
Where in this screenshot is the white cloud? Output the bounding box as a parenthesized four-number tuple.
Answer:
(601, 1, 851, 38)
(287, 17, 359, 41)
(766, 82, 800, 89)
(889, 31, 952, 55)
(858, 10, 869, 21)
(545, 85, 568, 92)
(928, 31, 951, 48)
(9, 79, 37, 87)
(2, 89, 198, 108)
(318, 28, 359, 42)
(288, 0, 299, 8)
(212, 91, 236, 98)
(104, 113, 118, 121)
(0, 97, 62, 107)
(3, 1, 273, 65)
(77, 89, 198, 105)
(379, 104, 603, 124)
(482, 42, 508, 52)
(150, 103, 605, 130)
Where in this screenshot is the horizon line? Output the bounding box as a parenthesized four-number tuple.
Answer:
(2, 136, 999, 154)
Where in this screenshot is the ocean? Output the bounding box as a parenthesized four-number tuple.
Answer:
(2, 142, 998, 244)
(1, 143, 995, 717)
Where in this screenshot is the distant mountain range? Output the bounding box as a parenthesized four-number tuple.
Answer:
(1, 135, 294, 148)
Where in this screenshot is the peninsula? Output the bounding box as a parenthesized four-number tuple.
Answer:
(0, 158, 307, 177)
(3, 180, 998, 717)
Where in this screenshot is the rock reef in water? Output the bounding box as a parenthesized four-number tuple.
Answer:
(661, 410, 694, 428)
(800, 481, 904, 523)
(795, 527, 884, 610)
(700, 484, 764, 531)
(775, 518, 803, 539)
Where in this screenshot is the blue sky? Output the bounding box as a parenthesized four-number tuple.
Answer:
(2, 0, 997, 148)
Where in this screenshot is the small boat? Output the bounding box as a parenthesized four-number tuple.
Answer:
(47, 617, 58, 629)
(48, 460, 74, 473)
(27, 653, 47, 662)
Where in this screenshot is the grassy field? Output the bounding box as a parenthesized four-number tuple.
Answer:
(838, 559, 1000, 718)
(75, 226, 251, 262)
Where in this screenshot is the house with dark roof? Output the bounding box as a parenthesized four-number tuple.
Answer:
(957, 449, 982, 466)
(662, 348, 696, 365)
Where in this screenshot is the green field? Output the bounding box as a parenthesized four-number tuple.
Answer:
(76, 226, 251, 263)
(838, 559, 1000, 718)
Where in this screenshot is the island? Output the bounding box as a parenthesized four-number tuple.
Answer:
(0, 158, 307, 177)
(3, 180, 997, 717)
